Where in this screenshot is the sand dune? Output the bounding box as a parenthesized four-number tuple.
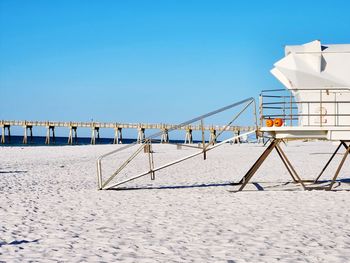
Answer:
(1, 141, 349, 262)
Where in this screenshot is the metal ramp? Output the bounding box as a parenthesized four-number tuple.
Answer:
(96, 97, 258, 190)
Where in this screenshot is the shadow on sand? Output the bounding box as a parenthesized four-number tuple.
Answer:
(106, 178, 350, 192)
(0, 239, 39, 247)
(0, 170, 28, 174)
(107, 182, 233, 191)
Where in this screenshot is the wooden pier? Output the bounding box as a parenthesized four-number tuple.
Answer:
(0, 120, 255, 145)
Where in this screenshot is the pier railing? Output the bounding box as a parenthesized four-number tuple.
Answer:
(0, 120, 254, 131)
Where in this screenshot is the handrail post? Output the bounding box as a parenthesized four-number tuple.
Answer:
(259, 93, 263, 128)
(290, 91, 293, 126)
(283, 92, 286, 125)
(201, 119, 206, 160)
(320, 89, 323, 127)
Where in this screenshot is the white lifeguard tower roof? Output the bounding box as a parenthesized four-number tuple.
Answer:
(271, 40, 350, 89)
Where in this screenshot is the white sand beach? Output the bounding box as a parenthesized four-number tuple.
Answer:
(1, 141, 350, 262)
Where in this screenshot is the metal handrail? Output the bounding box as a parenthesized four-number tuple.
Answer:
(97, 97, 258, 190)
(262, 88, 350, 92)
(260, 88, 350, 127)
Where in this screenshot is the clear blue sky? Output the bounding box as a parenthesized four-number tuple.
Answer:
(1, 0, 350, 136)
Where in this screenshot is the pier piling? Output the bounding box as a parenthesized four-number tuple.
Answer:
(209, 128, 217, 145)
(68, 126, 78, 144)
(113, 127, 122, 144)
(45, 125, 55, 144)
(91, 126, 100, 144)
(184, 128, 193, 144)
(1, 124, 11, 144)
(160, 128, 169, 143)
(137, 127, 145, 144)
(234, 129, 241, 144)
(23, 125, 33, 144)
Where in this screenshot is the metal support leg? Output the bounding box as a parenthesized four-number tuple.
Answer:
(201, 120, 207, 160)
(237, 139, 280, 191)
(275, 144, 305, 189)
(327, 141, 350, 190)
(147, 141, 155, 180)
(314, 141, 343, 183)
(236, 139, 306, 191)
(275, 146, 297, 182)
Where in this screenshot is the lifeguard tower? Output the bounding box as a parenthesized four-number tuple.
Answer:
(96, 40, 349, 191)
(237, 40, 350, 191)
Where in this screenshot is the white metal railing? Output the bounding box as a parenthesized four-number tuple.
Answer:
(260, 88, 350, 127)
